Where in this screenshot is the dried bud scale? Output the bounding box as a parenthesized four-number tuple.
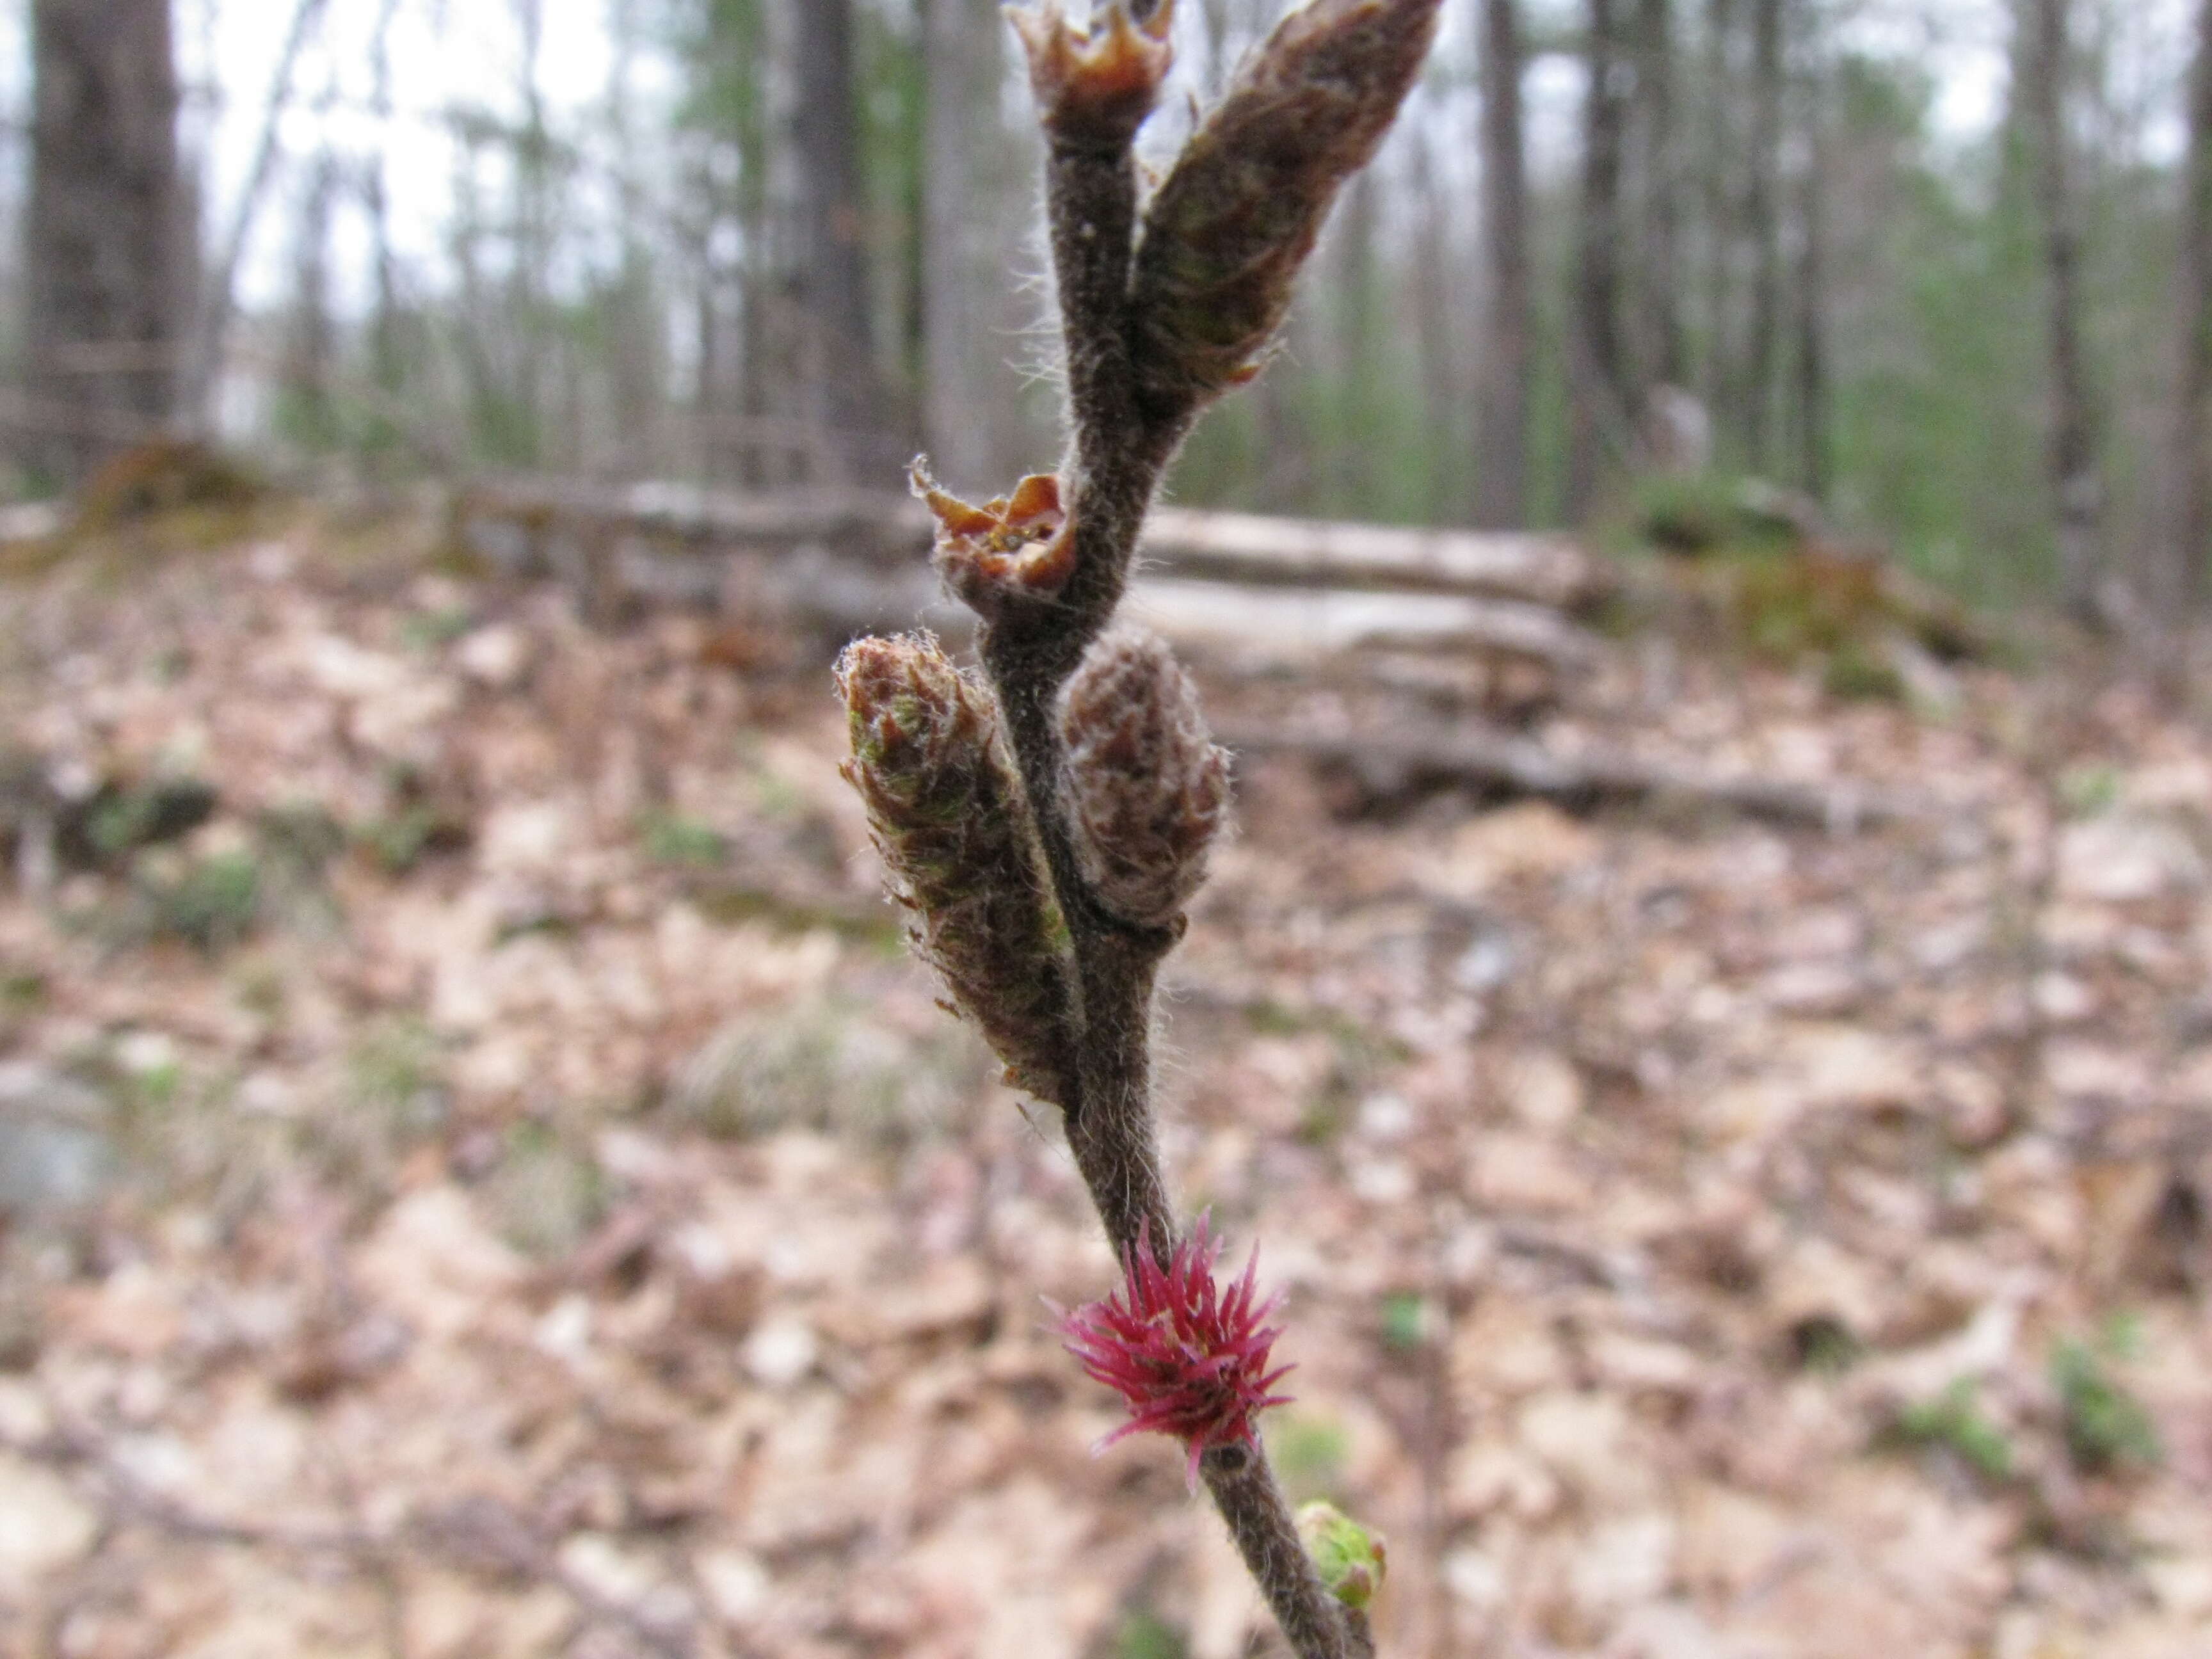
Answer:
(1055, 1214, 1294, 1488)
(1129, 0, 1443, 423)
(835, 633, 1072, 1103)
(1011, 0, 1176, 147)
(911, 460, 1078, 620)
(1057, 629, 1230, 928)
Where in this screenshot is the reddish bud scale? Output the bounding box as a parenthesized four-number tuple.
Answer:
(1056, 1215, 1294, 1487)
(1057, 629, 1230, 928)
(911, 460, 1079, 620)
(1011, 1, 1176, 147)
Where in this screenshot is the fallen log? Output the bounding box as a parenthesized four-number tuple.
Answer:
(1126, 578, 1600, 672)
(714, 555, 1601, 675)
(1219, 720, 1921, 830)
(456, 475, 1601, 610)
(1141, 504, 1598, 609)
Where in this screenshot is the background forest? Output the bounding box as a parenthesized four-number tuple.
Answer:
(5, 0, 2212, 617)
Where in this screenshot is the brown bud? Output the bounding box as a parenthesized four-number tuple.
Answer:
(1057, 629, 1230, 929)
(1128, 0, 1440, 420)
(911, 458, 1078, 621)
(837, 633, 1073, 1102)
(1010, 0, 1176, 147)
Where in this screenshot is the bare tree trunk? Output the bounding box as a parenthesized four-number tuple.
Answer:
(511, 0, 553, 469)
(1409, 129, 1461, 523)
(26, 0, 186, 485)
(1794, 65, 1829, 502)
(1740, 0, 1783, 469)
(1327, 172, 1381, 518)
(363, 0, 405, 421)
(1635, 0, 1684, 390)
(1701, 0, 1738, 443)
(790, 0, 889, 481)
(1477, 0, 1531, 527)
(1569, 0, 1633, 517)
(920, 0, 1039, 492)
(921, 0, 989, 488)
(2019, 0, 2103, 622)
(282, 150, 339, 453)
(2177, 0, 2212, 608)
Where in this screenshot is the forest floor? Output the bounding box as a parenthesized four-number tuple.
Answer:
(0, 504, 2209, 1659)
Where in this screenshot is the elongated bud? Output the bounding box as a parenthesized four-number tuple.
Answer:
(912, 458, 1078, 621)
(1010, 0, 1176, 147)
(1057, 629, 1230, 928)
(1295, 1502, 1387, 1612)
(837, 634, 1072, 1102)
(1128, 0, 1441, 421)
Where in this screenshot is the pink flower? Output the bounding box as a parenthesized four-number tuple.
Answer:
(1054, 1214, 1295, 1487)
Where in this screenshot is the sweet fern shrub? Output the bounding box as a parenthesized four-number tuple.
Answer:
(834, 4, 1438, 1655)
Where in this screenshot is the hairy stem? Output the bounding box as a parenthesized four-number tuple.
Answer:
(977, 60, 1188, 1263)
(918, 8, 1442, 1654)
(964, 22, 1365, 1659)
(1206, 1449, 1374, 1659)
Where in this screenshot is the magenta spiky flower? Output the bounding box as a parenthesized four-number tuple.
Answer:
(1055, 1214, 1295, 1487)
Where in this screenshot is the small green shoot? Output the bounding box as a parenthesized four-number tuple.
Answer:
(1113, 1611, 1188, 1659)
(401, 605, 475, 652)
(355, 805, 443, 874)
(2051, 1331, 2160, 1475)
(641, 808, 728, 869)
(1895, 1378, 2013, 1481)
(142, 851, 261, 952)
(1379, 1291, 1429, 1354)
(2056, 763, 2122, 819)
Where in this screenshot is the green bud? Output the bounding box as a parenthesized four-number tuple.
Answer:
(1296, 1500, 1386, 1612)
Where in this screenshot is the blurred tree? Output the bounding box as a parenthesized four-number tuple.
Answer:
(1792, 53, 1829, 502)
(1478, 0, 1532, 527)
(279, 150, 340, 454)
(790, 0, 896, 480)
(1633, 0, 1684, 393)
(24, 0, 188, 486)
(2013, 0, 2105, 623)
(2177, 0, 2212, 605)
(1740, 0, 1783, 469)
(1570, 0, 1632, 513)
(668, 0, 771, 481)
(1701, 0, 1740, 442)
(193, 0, 329, 430)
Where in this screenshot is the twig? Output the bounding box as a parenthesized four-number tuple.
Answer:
(838, 5, 1440, 1655)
